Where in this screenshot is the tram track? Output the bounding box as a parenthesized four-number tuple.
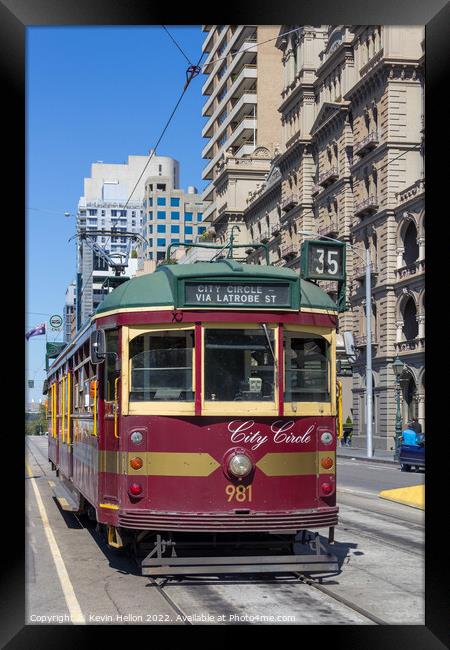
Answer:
(293, 573, 386, 624)
(337, 520, 423, 557)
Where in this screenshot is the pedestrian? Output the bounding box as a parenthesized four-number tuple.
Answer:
(410, 417, 422, 434)
(346, 428, 352, 447)
(401, 423, 420, 446)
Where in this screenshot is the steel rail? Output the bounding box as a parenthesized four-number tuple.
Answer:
(294, 572, 388, 625)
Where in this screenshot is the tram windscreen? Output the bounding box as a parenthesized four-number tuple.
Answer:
(284, 333, 329, 402)
(204, 328, 275, 401)
(129, 330, 194, 401)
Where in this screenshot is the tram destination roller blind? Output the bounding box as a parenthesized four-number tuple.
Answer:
(184, 282, 290, 307)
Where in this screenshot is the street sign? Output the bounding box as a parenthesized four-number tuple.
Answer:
(300, 239, 347, 312)
(49, 314, 63, 330)
(300, 240, 346, 281)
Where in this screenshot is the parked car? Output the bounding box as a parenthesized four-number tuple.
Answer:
(399, 434, 425, 471)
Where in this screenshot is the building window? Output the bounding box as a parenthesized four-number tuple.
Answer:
(157, 183, 166, 191)
(218, 109, 228, 125)
(157, 238, 166, 247)
(88, 209, 97, 216)
(218, 132, 227, 147)
(218, 85, 228, 102)
(157, 211, 166, 219)
(171, 238, 180, 244)
(185, 212, 193, 221)
(157, 197, 166, 206)
(170, 197, 180, 207)
(171, 211, 180, 220)
(149, 225, 153, 234)
(185, 226, 193, 235)
(157, 251, 165, 260)
(148, 211, 153, 220)
(197, 213, 203, 221)
(171, 225, 180, 234)
(198, 227, 206, 234)
(111, 210, 118, 217)
(217, 63, 227, 80)
(157, 224, 166, 233)
(149, 198, 153, 206)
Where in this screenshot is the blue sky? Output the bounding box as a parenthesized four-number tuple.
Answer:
(26, 26, 206, 403)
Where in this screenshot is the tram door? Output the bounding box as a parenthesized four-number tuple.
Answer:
(100, 329, 121, 505)
(59, 368, 74, 480)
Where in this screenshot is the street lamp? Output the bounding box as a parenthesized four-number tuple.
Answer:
(392, 355, 405, 460)
(299, 230, 374, 458)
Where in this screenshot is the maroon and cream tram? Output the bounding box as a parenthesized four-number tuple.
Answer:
(46, 260, 341, 575)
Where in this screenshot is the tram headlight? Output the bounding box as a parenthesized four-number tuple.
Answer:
(130, 431, 143, 444)
(321, 431, 333, 445)
(228, 453, 253, 478)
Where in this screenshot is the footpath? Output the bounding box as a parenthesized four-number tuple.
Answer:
(336, 444, 425, 510)
(336, 444, 395, 465)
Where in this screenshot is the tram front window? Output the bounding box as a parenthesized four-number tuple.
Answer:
(284, 332, 329, 402)
(204, 329, 275, 401)
(129, 330, 194, 401)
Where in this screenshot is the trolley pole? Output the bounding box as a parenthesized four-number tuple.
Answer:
(365, 247, 373, 458)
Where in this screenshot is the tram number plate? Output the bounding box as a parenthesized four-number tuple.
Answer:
(225, 484, 252, 502)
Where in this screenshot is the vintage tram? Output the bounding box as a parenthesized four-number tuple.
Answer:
(46, 259, 341, 575)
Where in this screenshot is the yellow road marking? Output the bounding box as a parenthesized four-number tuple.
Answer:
(25, 458, 85, 623)
(379, 485, 425, 510)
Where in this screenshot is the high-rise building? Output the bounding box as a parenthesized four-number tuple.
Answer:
(201, 25, 283, 249)
(237, 25, 425, 448)
(77, 155, 152, 327)
(141, 159, 207, 263)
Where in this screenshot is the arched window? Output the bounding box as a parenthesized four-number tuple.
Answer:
(403, 222, 419, 267)
(402, 298, 418, 341)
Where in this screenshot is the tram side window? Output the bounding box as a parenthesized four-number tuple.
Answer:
(129, 330, 194, 401)
(204, 329, 275, 402)
(284, 333, 330, 402)
(104, 329, 119, 401)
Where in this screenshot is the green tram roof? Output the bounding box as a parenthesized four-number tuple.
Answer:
(94, 261, 338, 316)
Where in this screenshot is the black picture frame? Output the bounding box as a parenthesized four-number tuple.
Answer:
(8, 1, 447, 646)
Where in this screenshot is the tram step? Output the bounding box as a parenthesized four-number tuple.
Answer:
(51, 480, 81, 512)
(142, 553, 339, 576)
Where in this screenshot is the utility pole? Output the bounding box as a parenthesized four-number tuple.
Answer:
(365, 246, 373, 458)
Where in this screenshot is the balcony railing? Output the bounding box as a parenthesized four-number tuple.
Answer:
(354, 334, 378, 348)
(318, 166, 339, 187)
(281, 194, 299, 212)
(354, 195, 379, 217)
(395, 338, 425, 353)
(354, 262, 379, 279)
(318, 221, 339, 237)
(281, 244, 298, 259)
(354, 130, 379, 157)
(271, 222, 281, 236)
(311, 183, 322, 197)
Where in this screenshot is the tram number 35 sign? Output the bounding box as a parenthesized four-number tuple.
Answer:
(300, 240, 346, 282)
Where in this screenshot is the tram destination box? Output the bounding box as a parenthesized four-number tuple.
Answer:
(184, 281, 291, 307)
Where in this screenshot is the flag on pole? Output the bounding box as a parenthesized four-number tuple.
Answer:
(25, 322, 46, 340)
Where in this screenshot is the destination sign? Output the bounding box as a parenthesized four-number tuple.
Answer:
(184, 282, 291, 307)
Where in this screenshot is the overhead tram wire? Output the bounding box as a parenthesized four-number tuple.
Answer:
(123, 49, 205, 211)
(161, 25, 193, 66)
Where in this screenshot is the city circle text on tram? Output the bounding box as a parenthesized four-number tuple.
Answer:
(228, 420, 313, 450)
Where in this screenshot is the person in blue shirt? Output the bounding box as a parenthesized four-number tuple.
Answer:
(401, 424, 420, 446)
